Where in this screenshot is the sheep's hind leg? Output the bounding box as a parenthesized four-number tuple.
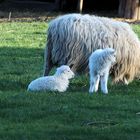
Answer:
(44, 65, 53, 76)
(43, 45, 53, 76)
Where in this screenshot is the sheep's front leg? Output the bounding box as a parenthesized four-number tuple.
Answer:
(89, 75, 100, 94)
(100, 72, 109, 94)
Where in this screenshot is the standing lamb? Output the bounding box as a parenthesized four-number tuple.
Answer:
(89, 48, 116, 94)
(28, 65, 74, 92)
(44, 13, 140, 84)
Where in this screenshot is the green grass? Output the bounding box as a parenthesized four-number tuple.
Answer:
(0, 21, 140, 140)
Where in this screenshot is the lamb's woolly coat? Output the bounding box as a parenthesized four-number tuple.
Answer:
(44, 13, 140, 84)
(89, 48, 116, 94)
(28, 65, 74, 92)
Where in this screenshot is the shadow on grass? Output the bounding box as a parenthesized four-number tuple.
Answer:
(0, 46, 44, 91)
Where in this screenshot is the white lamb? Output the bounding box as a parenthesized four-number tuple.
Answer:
(27, 65, 74, 92)
(89, 48, 116, 94)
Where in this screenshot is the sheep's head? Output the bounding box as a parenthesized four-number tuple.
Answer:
(56, 65, 75, 79)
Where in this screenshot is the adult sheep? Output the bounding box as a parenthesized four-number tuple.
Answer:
(44, 13, 140, 84)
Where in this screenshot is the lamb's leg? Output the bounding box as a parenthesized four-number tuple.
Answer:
(89, 75, 100, 94)
(100, 72, 109, 94)
(94, 75, 100, 92)
(89, 78, 94, 93)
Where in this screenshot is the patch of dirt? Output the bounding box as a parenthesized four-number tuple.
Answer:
(0, 0, 60, 22)
(0, 11, 140, 24)
(0, 11, 61, 22)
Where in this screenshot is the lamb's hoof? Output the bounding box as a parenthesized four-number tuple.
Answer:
(103, 92, 108, 95)
(89, 91, 94, 95)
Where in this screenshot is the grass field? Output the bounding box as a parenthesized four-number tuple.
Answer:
(0, 21, 140, 140)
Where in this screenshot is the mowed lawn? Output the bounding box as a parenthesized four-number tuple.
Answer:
(0, 21, 140, 140)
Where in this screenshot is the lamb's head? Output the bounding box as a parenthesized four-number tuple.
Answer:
(103, 48, 116, 64)
(55, 65, 75, 79)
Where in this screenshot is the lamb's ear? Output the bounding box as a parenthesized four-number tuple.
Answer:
(113, 50, 116, 56)
(63, 69, 67, 74)
(56, 67, 61, 73)
(111, 49, 116, 54)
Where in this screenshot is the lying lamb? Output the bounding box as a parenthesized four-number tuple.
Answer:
(89, 48, 116, 94)
(27, 65, 74, 92)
